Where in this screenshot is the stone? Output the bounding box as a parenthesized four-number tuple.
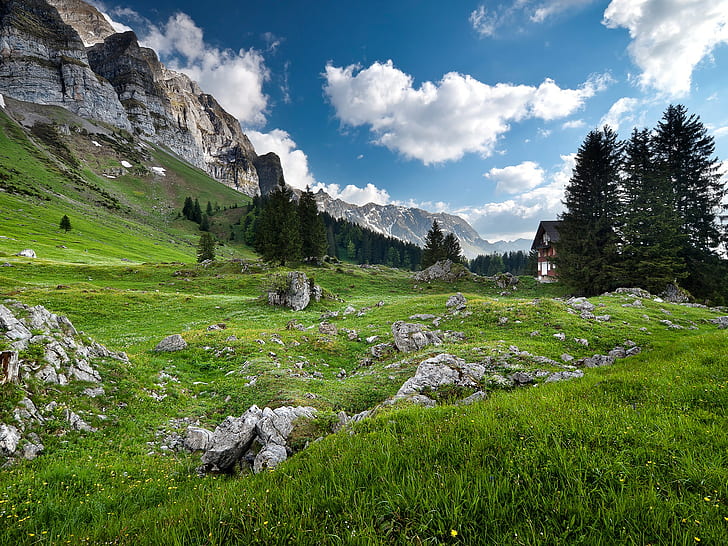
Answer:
(574, 338, 589, 346)
(660, 283, 690, 303)
(371, 343, 393, 358)
(0, 351, 19, 384)
(625, 346, 641, 357)
(184, 426, 214, 452)
(154, 334, 187, 352)
(200, 406, 262, 473)
(560, 353, 574, 362)
(267, 272, 322, 311)
(0, 305, 31, 340)
(595, 315, 611, 322)
(494, 272, 519, 289)
(457, 391, 488, 405)
(412, 260, 470, 283)
(510, 372, 535, 386)
(409, 314, 437, 321)
(82, 386, 105, 397)
(709, 316, 728, 329)
(256, 406, 317, 447)
(65, 410, 96, 432)
(568, 297, 595, 312)
(446, 293, 467, 311)
(581, 354, 615, 368)
(68, 359, 102, 383)
(391, 321, 442, 353)
(544, 370, 584, 383)
(16, 248, 36, 258)
(553, 332, 566, 341)
(318, 322, 337, 336)
(396, 354, 486, 398)
(343, 305, 357, 315)
(21, 441, 44, 461)
(0, 424, 21, 456)
(614, 287, 653, 298)
(14, 398, 44, 427)
(253, 443, 288, 473)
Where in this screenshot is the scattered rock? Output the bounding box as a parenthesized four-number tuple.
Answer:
(614, 287, 652, 298)
(494, 272, 519, 290)
(253, 444, 288, 473)
(267, 271, 322, 311)
(0, 424, 21, 456)
(581, 354, 615, 368)
(371, 343, 393, 358)
(545, 370, 584, 383)
(446, 293, 467, 311)
(200, 407, 262, 473)
(709, 316, 728, 329)
(343, 305, 356, 315)
(153, 334, 187, 352)
(457, 391, 488, 405)
(510, 371, 535, 386)
(184, 426, 214, 452)
(574, 338, 589, 346)
(16, 249, 36, 258)
(395, 354, 485, 399)
(318, 322, 337, 336)
(286, 320, 306, 331)
(391, 321, 443, 353)
(661, 283, 690, 303)
(553, 332, 566, 341)
(412, 260, 470, 283)
(409, 314, 437, 321)
(568, 297, 595, 312)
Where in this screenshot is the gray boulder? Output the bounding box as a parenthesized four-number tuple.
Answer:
(494, 272, 519, 289)
(615, 287, 653, 298)
(22, 441, 44, 461)
(267, 271, 323, 311)
(200, 406, 262, 473)
(545, 370, 584, 383)
(396, 354, 485, 398)
(318, 322, 337, 336)
(371, 343, 393, 358)
(412, 260, 469, 283)
(0, 424, 21, 456)
(154, 334, 187, 352)
(391, 321, 442, 353)
(660, 283, 690, 303)
(446, 293, 467, 311)
(568, 297, 595, 312)
(16, 249, 36, 258)
(709, 316, 728, 329)
(581, 354, 615, 368)
(253, 443, 288, 473)
(184, 426, 214, 452)
(256, 406, 317, 447)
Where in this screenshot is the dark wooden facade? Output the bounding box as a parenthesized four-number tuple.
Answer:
(531, 221, 561, 281)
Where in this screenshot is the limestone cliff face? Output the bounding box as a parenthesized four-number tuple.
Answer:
(46, 0, 115, 46)
(0, 0, 131, 130)
(253, 152, 284, 196)
(87, 32, 259, 196)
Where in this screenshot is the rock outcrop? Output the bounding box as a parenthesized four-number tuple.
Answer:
(253, 152, 285, 196)
(391, 321, 442, 353)
(153, 334, 187, 352)
(413, 260, 470, 283)
(394, 354, 486, 403)
(46, 0, 115, 46)
(267, 272, 323, 311)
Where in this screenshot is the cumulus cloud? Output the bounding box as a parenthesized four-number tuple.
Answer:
(603, 0, 728, 97)
(323, 60, 609, 164)
(562, 119, 586, 130)
(316, 183, 392, 206)
(138, 13, 269, 126)
(485, 161, 545, 194)
(246, 129, 316, 189)
(599, 97, 640, 131)
(714, 126, 728, 139)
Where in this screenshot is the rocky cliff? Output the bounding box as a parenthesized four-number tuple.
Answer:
(46, 0, 115, 46)
(254, 152, 285, 196)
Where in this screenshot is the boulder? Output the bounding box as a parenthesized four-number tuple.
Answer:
(371, 343, 393, 358)
(253, 443, 288, 473)
(581, 354, 615, 368)
(256, 406, 317, 447)
(391, 321, 442, 353)
(17, 249, 36, 258)
(409, 314, 437, 321)
(184, 426, 214, 452)
(568, 297, 595, 312)
(412, 260, 469, 283)
(544, 370, 584, 383)
(318, 322, 337, 336)
(494, 272, 519, 289)
(396, 354, 485, 398)
(154, 334, 187, 352)
(446, 293, 467, 311)
(614, 287, 653, 298)
(267, 271, 322, 311)
(660, 284, 690, 303)
(709, 316, 728, 329)
(200, 406, 262, 473)
(0, 424, 21, 456)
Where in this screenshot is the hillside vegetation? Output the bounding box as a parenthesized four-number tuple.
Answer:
(0, 103, 726, 545)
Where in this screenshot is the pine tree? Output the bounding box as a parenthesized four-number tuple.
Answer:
(255, 176, 301, 265)
(197, 232, 216, 262)
(621, 128, 686, 293)
(421, 220, 446, 268)
(557, 126, 623, 295)
(59, 214, 71, 232)
(298, 186, 327, 261)
(193, 198, 202, 224)
(442, 232, 464, 263)
(182, 197, 193, 220)
(206, 201, 213, 216)
(199, 214, 210, 232)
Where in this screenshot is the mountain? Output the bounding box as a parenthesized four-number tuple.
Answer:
(0, 0, 270, 196)
(313, 190, 531, 259)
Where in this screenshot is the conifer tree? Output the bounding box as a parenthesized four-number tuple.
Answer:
(59, 214, 71, 232)
(421, 220, 446, 268)
(182, 197, 194, 220)
(298, 186, 327, 261)
(255, 176, 301, 265)
(197, 232, 216, 262)
(557, 126, 623, 295)
(199, 214, 210, 232)
(443, 232, 464, 263)
(621, 128, 686, 293)
(206, 201, 213, 216)
(193, 198, 202, 224)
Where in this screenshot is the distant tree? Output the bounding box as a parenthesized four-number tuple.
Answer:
(386, 246, 400, 267)
(255, 176, 301, 265)
(421, 220, 446, 268)
(487, 254, 504, 275)
(298, 186, 327, 261)
(59, 214, 71, 232)
(442, 232, 464, 263)
(182, 197, 194, 220)
(557, 126, 623, 295)
(346, 240, 357, 260)
(197, 232, 216, 262)
(199, 214, 210, 232)
(206, 201, 213, 216)
(193, 198, 202, 224)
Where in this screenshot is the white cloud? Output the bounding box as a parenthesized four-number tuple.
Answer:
(713, 126, 728, 138)
(470, 1, 596, 36)
(599, 97, 640, 131)
(246, 129, 316, 189)
(531, 0, 596, 23)
(485, 161, 545, 194)
(469, 5, 497, 37)
(603, 0, 728, 97)
(316, 183, 392, 206)
(323, 60, 608, 164)
(139, 13, 269, 126)
(562, 119, 586, 130)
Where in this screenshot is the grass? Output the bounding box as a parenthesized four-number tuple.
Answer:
(0, 100, 727, 545)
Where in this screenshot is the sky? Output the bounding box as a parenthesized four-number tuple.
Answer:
(94, 0, 728, 242)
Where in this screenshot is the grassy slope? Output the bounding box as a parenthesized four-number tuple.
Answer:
(0, 103, 726, 545)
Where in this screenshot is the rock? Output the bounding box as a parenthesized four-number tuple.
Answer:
(412, 260, 470, 283)
(286, 320, 306, 331)
(510, 372, 535, 386)
(200, 406, 262, 473)
(580, 311, 595, 320)
(568, 297, 595, 312)
(709, 316, 728, 329)
(0, 424, 21, 456)
(608, 347, 627, 359)
(544, 370, 584, 383)
(318, 322, 337, 336)
(68, 359, 102, 383)
(365, 335, 379, 344)
(581, 354, 615, 368)
(82, 386, 105, 397)
(396, 354, 485, 398)
(457, 391, 488, 405)
(553, 332, 566, 341)
(409, 314, 437, 321)
(614, 287, 653, 298)
(371, 343, 393, 358)
(574, 338, 589, 346)
(0, 351, 19, 384)
(561, 353, 574, 362)
(391, 321, 443, 353)
(595, 315, 611, 322)
(21, 441, 44, 461)
(343, 305, 357, 315)
(446, 293, 467, 311)
(184, 426, 214, 452)
(498, 317, 509, 325)
(154, 334, 187, 352)
(256, 406, 317, 447)
(267, 272, 322, 311)
(0, 304, 32, 340)
(14, 398, 44, 427)
(64, 409, 96, 432)
(253, 443, 288, 473)
(660, 283, 690, 303)
(494, 272, 519, 289)
(625, 346, 641, 357)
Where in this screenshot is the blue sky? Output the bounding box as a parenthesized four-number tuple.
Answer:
(95, 0, 728, 241)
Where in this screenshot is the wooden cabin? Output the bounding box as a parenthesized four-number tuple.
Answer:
(531, 221, 561, 281)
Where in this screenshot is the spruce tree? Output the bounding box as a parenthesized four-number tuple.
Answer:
(193, 198, 202, 224)
(59, 214, 71, 232)
(421, 220, 445, 268)
(255, 176, 301, 265)
(621, 128, 686, 293)
(182, 197, 194, 220)
(557, 126, 623, 295)
(443, 232, 464, 263)
(197, 232, 216, 262)
(206, 201, 213, 216)
(199, 214, 210, 232)
(298, 186, 327, 261)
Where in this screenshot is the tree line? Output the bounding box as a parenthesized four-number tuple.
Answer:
(558, 104, 727, 302)
(469, 250, 535, 276)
